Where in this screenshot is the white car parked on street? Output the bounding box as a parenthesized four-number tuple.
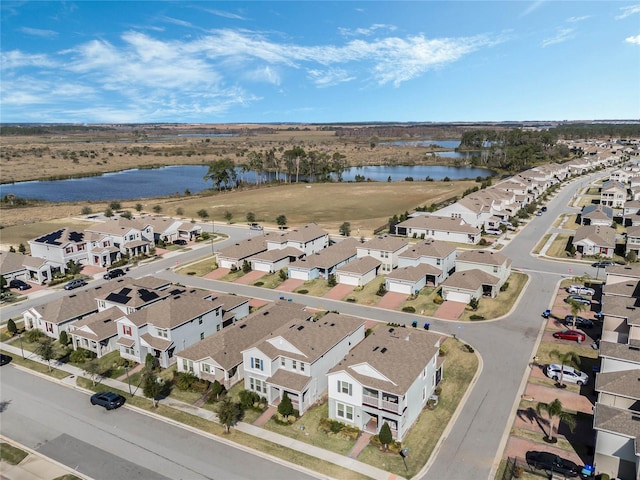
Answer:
(545, 364, 589, 385)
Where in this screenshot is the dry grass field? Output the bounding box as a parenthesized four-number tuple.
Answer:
(0, 180, 476, 250)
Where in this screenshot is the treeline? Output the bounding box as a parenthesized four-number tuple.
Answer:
(331, 125, 469, 139)
(0, 125, 114, 135)
(459, 129, 571, 171)
(554, 123, 640, 139)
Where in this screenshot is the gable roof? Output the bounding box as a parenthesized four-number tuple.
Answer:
(329, 327, 442, 395)
(442, 268, 500, 290)
(397, 215, 480, 235)
(123, 291, 220, 329)
(386, 264, 441, 282)
(337, 256, 381, 274)
(289, 237, 359, 270)
(216, 234, 273, 260)
(457, 249, 509, 266)
(69, 306, 123, 342)
(281, 223, 329, 243)
(595, 369, 640, 400)
(594, 403, 640, 452)
(398, 239, 456, 260)
(581, 204, 613, 220)
(30, 228, 86, 247)
(0, 251, 28, 275)
(30, 287, 102, 324)
(360, 234, 408, 252)
(573, 225, 616, 247)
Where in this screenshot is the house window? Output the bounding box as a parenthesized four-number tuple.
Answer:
(122, 325, 132, 336)
(336, 402, 354, 421)
(493, 266, 498, 273)
(78, 244, 86, 251)
(300, 362, 305, 372)
(124, 346, 135, 356)
(182, 359, 194, 373)
(249, 377, 266, 393)
(198, 317, 203, 325)
(436, 259, 441, 266)
(157, 328, 168, 338)
(46, 323, 53, 333)
(65, 246, 73, 254)
(292, 360, 297, 370)
(200, 332, 205, 340)
(201, 363, 211, 373)
(338, 380, 352, 395)
(281, 357, 285, 367)
(251, 357, 263, 371)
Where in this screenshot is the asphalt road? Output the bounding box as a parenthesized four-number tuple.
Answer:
(0, 170, 610, 479)
(0, 365, 320, 480)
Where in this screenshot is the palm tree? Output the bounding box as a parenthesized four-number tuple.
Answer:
(567, 298, 587, 326)
(536, 398, 576, 442)
(548, 349, 581, 386)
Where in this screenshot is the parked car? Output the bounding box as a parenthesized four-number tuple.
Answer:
(249, 223, 263, 231)
(541, 206, 548, 212)
(9, 279, 31, 291)
(567, 285, 595, 296)
(565, 294, 591, 306)
(485, 228, 502, 235)
(545, 364, 589, 385)
(173, 239, 188, 246)
(64, 279, 87, 290)
(592, 261, 615, 268)
(0, 353, 12, 366)
(553, 330, 587, 342)
(90, 391, 126, 410)
(526, 451, 580, 477)
(564, 315, 594, 329)
(103, 268, 125, 280)
(535, 211, 543, 216)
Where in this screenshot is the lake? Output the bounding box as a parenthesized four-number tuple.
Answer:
(0, 164, 494, 202)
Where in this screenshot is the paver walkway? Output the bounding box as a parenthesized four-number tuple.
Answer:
(347, 432, 372, 459)
(433, 300, 466, 320)
(253, 406, 277, 427)
(114, 362, 144, 382)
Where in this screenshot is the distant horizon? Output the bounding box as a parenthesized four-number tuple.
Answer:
(2, 1, 639, 123)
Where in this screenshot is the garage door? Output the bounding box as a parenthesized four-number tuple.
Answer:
(253, 262, 271, 273)
(338, 274, 360, 286)
(387, 281, 412, 295)
(220, 260, 236, 269)
(290, 269, 310, 281)
(444, 291, 470, 304)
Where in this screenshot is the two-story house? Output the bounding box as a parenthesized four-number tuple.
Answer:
(287, 237, 359, 281)
(580, 205, 614, 226)
(116, 291, 224, 368)
(84, 219, 152, 267)
(177, 301, 310, 388)
(356, 235, 408, 273)
(28, 228, 88, 274)
(441, 250, 512, 303)
(95, 277, 172, 314)
(327, 327, 443, 441)
(241, 312, 365, 415)
(601, 180, 627, 208)
(68, 306, 123, 358)
(397, 239, 457, 278)
(394, 216, 480, 245)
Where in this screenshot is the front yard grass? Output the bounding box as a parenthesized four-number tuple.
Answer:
(294, 279, 332, 297)
(459, 272, 528, 321)
(176, 256, 217, 276)
(546, 234, 573, 258)
(399, 286, 440, 317)
(532, 234, 551, 255)
(0, 442, 28, 465)
(253, 271, 286, 289)
(358, 337, 479, 478)
(0, 348, 70, 380)
(220, 269, 247, 282)
(345, 276, 387, 305)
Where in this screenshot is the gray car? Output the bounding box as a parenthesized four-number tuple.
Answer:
(64, 279, 87, 290)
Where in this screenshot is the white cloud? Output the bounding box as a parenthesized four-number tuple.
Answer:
(0, 50, 56, 69)
(616, 4, 640, 20)
(520, 1, 546, 18)
(201, 8, 246, 20)
(625, 34, 640, 45)
(244, 66, 281, 85)
(542, 28, 575, 47)
(20, 27, 58, 38)
(307, 68, 355, 87)
(338, 24, 397, 37)
(566, 15, 591, 23)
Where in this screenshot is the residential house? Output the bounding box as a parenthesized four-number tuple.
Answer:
(68, 306, 123, 358)
(385, 264, 443, 295)
(336, 256, 382, 286)
(455, 250, 512, 289)
(626, 226, 640, 258)
(441, 269, 502, 304)
(116, 290, 224, 368)
(397, 239, 457, 281)
(287, 238, 359, 281)
(430, 196, 492, 229)
(250, 247, 305, 273)
(573, 225, 617, 258)
(0, 251, 30, 284)
(216, 235, 271, 270)
(177, 301, 310, 388)
(145, 216, 202, 243)
(266, 223, 330, 256)
(28, 228, 88, 274)
(610, 169, 635, 184)
(581, 205, 614, 226)
(601, 180, 627, 208)
(394, 216, 480, 245)
(242, 312, 366, 415)
(623, 200, 640, 227)
(84, 219, 152, 267)
(206, 292, 251, 328)
(356, 235, 408, 273)
(95, 277, 173, 314)
(327, 327, 443, 441)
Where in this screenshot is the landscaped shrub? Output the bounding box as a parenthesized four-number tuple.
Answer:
(238, 390, 261, 410)
(297, 289, 308, 294)
(69, 348, 92, 363)
(401, 306, 416, 313)
(433, 294, 443, 305)
(210, 380, 226, 401)
(462, 344, 475, 353)
(346, 297, 356, 303)
(173, 371, 199, 391)
(439, 345, 448, 356)
(25, 329, 44, 343)
(278, 392, 294, 416)
(370, 434, 402, 454)
(469, 314, 485, 320)
(254, 281, 264, 287)
(318, 418, 359, 439)
(478, 238, 489, 246)
(500, 282, 509, 292)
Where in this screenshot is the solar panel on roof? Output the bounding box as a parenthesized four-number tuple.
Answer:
(35, 229, 64, 245)
(105, 292, 131, 304)
(68, 231, 84, 242)
(138, 289, 160, 302)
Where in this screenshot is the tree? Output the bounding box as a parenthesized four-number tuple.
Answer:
(548, 349, 581, 386)
(339, 222, 351, 237)
(109, 201, 121, 211)
(203, 158, 237, 191)
(469, 297, 480, 311)
(246, 212, 256, 223)
(242, 259, 252, 273)
(278, 392, 294, 416)
(9, 246, 16, 253)
(18, 243, 26, 254)
(81, 206, 92, 215)
(104, 207, 114, 218)
(59, 330, 69, 346)
(536, 398, 576, 442)
(120, 210, 132, 220)
(379, 422, 393, 451)
(135, 203, 143, 212)
(210, 380, 226, 401)
(376, 282, 387, 297)
(66, 260, 82, 275)
(224, 210, 233, 223)
(84, 358, 104, 386)
(0, 276, 6, 292)
(142, 367, 162, 407)
(176, 207, 184, 216)
(197, 209, 209, 221)
(217, 397, 244, 433)
(327, 274, 337, 287)
(145, 353, 158, 371)
(35, 337, 56, 372)
(152, 205, 162, 214)
(276, 215, 287, 229)
(7, 318, 17, 336)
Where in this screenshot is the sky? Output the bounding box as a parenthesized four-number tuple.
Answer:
(1, 1, 639, 124)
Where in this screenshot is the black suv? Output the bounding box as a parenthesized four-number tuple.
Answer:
(90, 391, 126, 410)
(526, 451, 579, 477)
(103, 268, 125, 280)
(9, 279, 31, 291)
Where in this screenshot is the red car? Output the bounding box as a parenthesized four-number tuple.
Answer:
(553, 330, 586, 342)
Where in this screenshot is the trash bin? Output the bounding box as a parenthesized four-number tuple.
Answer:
(412, 320, 418, 328)
(424, 322, 430, 330)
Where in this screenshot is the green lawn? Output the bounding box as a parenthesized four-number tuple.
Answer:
(345, 276, 387, 305)
(294, 279, 332, 297)
(459, 272, 528, 321)
(546, 234, 573, 258)
(399, 286, 440, 317)
(0, 443, 28, 465)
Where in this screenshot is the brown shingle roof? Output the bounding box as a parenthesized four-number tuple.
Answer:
(386, 264, 441, 282)
(125, 291, 220, 329)
(281, 223, 329, 243)
(329, 328, 442, 395)
(599, 340, 640, 365)
(594, 403, 640, 449)
(398, 239, 456, 260)
(250, 246, 303, 262)
(31, 287, 103, 324)
(337, 256, 381, 274)
(267, 369, 311, 392)
(69, 306, 122, 342)
(0, 252, 28, 275)
(442, 269, 500, 290)
(457, 249, 509, 266)
(573, 225, 616, 247)
(289, 237, 359, 270)
(360, 234, 408, 252)
(141, 333, 173, 351)
(396, 215, 480, 234)
(595, 369, 640, 400)
(216, 234, 272, 260)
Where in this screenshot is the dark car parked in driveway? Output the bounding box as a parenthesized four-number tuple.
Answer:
(64, 279, 87, 290)
(103, 268, 125, 280)
(9, 279, 31, 291)
(526, 451, 580, 477)
(564, 315, 594, 329)
(172, 239, 188, 246)
(90, 392, 126, 410)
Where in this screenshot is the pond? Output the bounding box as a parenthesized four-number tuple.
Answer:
(0, 164, 494, 202)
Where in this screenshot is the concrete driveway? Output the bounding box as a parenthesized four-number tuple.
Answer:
(433, 300, 466, 320)
(275, 278, 304, 292)
(375, 291, 407, 309)
(234, 270, 266, 285)
(324, 284, 355, 300)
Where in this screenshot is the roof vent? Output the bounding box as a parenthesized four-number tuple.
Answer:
(239, 324, 247, 329)
(297, 325, 304, 331)
(373, 346, 379, 352)
(389, 328, 395, 333)
(381, 347, 387, 354)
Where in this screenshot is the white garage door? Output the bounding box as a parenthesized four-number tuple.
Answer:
(338, 274, 360, 286)
(290, 269, 310, 281)
(220, 259, 236, 269)
(444, 291, 470, 304)
(253, 262, 271, 273)
(387, 281, 412, 295)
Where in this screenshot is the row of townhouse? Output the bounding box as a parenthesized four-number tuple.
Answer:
(593, 264, 640, 480)
(12, 216, 201, 285)
(177, 300, 444, 440)
(23, 275, 250, 368)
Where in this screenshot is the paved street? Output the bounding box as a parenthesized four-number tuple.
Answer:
(0, 170, 609, 480)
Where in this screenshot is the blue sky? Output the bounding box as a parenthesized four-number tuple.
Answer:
(1, 1, 639, 123)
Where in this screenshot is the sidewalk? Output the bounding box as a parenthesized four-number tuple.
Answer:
(0, 342, 401, 480)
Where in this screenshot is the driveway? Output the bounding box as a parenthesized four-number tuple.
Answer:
(234, 270, 266, 285)
(275, 278, 304, 292)
(204, 268, 230, 280)
(375, 291, 407, 309)
(324, 284, 355, 300)
(433, 300, 466, 320)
